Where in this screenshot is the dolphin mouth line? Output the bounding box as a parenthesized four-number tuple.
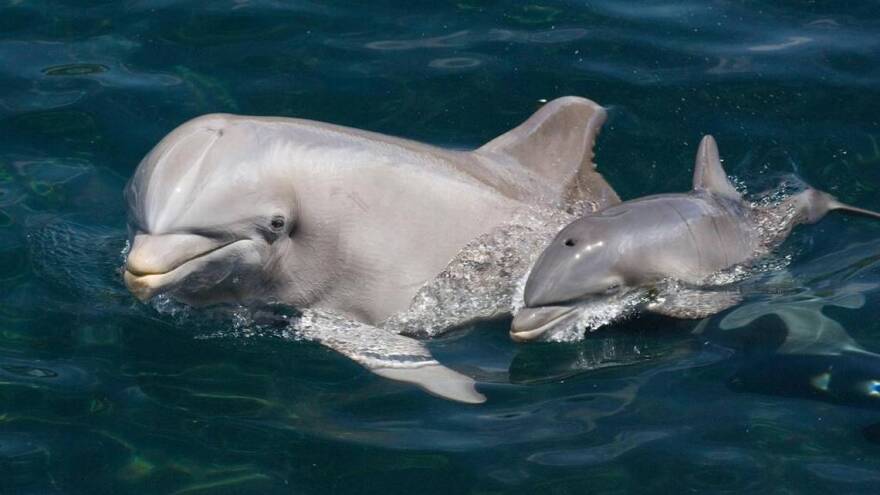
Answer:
(123, 239, 245, 301)
(510, 305, 579, 342)
(125, 239, 237, 277)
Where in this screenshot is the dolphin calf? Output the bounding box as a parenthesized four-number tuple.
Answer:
(122, 97, 620, 402)
(512, 135, 880, 342)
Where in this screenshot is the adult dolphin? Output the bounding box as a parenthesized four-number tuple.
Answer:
(512, 135, 880, 342)
(122, 97, 620, 403)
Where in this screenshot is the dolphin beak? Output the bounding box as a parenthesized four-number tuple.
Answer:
(510, 305, 578, 342)
(124, 270, 167, 301)
(123, 233, 227, 300)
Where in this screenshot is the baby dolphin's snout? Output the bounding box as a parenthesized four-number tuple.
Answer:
(510, 305, 578, 341)
(512, 216, 624, 341)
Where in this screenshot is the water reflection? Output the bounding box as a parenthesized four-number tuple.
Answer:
(695, 240, 880, 407)
(527, 429, 676, 466)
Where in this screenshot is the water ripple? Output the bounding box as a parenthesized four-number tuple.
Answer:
(0, 0, 879, 493)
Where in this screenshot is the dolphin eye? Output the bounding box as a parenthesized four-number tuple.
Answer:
(563, 238, 576, 247)
(270, 216, 286, 231)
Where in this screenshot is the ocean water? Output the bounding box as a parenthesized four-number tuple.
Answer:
(2, 1, 880, 493)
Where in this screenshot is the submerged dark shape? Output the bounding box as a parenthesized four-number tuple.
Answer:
(512, 136, 880, 341)
(703, 276, 880, 408)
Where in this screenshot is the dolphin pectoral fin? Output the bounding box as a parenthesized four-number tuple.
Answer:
(646, 288, 742, 319)
(372, 365, 486, 404)
(477, 96, 620, 212)
(295, 310, 485, 404)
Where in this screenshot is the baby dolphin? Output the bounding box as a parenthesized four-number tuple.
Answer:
(512, 135, 880, 342)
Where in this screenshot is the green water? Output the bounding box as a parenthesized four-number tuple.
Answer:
(2, 1, 880, 493)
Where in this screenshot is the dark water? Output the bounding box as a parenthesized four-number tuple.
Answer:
(2, 1, 880, 493)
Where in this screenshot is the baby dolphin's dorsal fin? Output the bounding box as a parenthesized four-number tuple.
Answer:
(477, 96, 620, 212)
(693, 135, 741, 201)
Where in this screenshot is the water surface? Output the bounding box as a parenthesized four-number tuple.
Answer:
(2, 1, 880, 493)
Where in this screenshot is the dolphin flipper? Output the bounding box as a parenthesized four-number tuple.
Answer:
(296, 310, 485, 404)
(371, 365, 485, 404)
(477, 96, 620, 213)
(647, 288, 742, 319)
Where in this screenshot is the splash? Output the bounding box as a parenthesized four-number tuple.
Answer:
(151, 293, 196, 321)
(746, 177, 809, 257)
(150, 295, 295, 340)
(575, 291, 646, 333)
(383, 206, 575, 337)
(693, 180, 806, 287)
(540, 291, 647, 343)
(293, 309, 439, 369)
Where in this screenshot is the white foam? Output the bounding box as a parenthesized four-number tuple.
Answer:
(382, 206, 575, 337)
(539, 291, 647, 343)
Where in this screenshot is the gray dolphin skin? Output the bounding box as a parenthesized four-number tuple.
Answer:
(512, 135, 880, 342)
(123, 97, 619, 403)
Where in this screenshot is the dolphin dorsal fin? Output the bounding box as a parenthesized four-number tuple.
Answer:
(477, 96, 620, 212)
(692, 135, 741, 200)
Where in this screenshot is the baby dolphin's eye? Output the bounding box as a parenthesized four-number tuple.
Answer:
(270, 216, 286, 231)
(563, 238, 576, 247)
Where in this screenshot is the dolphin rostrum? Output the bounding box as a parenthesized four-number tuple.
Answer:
(512, 135, 880, 342)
